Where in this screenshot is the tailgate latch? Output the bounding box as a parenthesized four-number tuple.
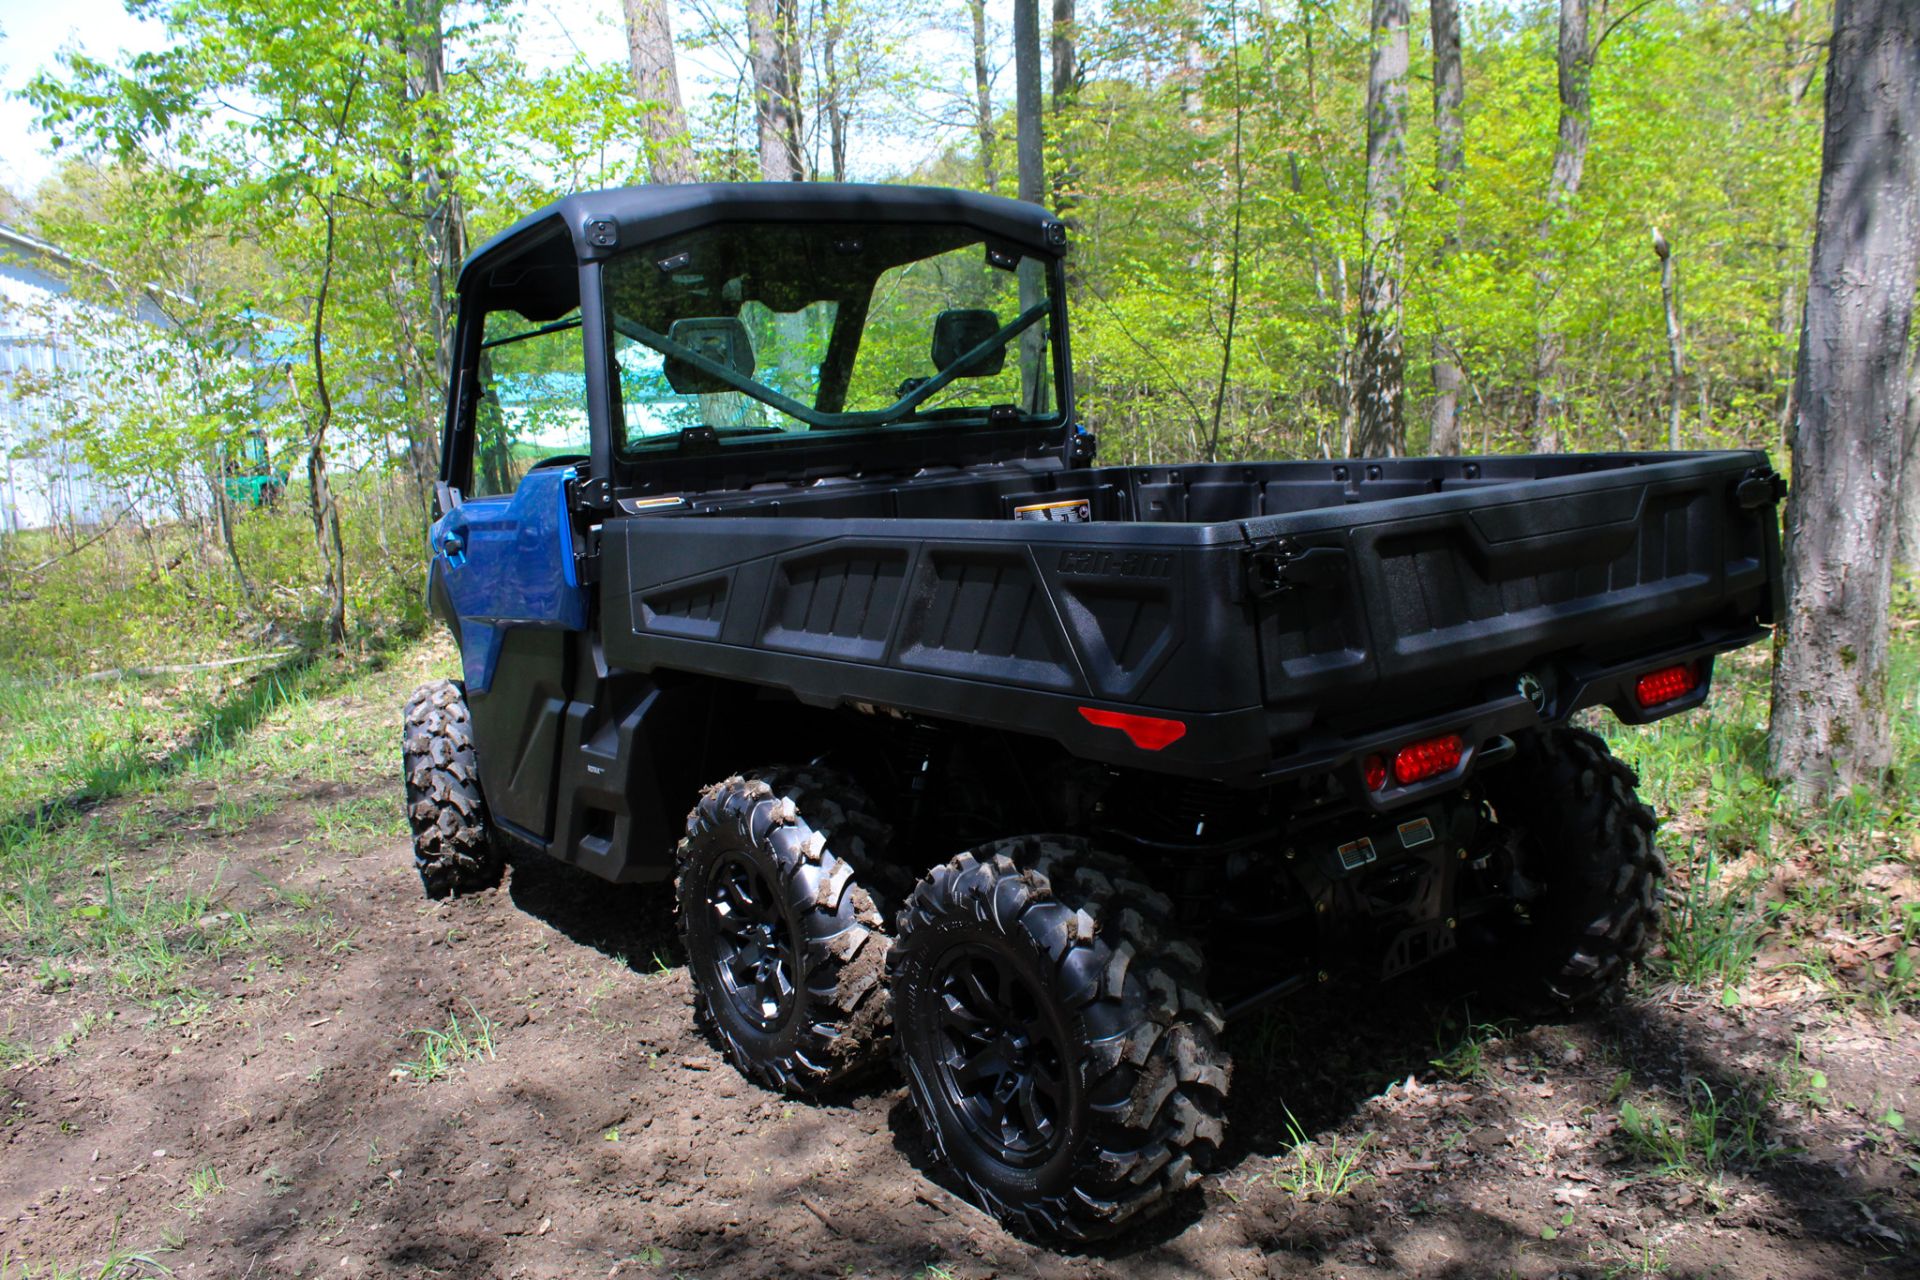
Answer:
(1246, 541, 1349, 598)
(1736, 468, 1787, 509)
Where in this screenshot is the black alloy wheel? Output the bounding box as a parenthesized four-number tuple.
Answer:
(705, 850, 799, 1030)
(676, 769, 896, 1093)
(929, 944, 1073, 1168)
(890, 836, 1231, 1241)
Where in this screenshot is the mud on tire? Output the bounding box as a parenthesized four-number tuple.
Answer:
(676, 769, 895, 1094)
(1482, 726, 1666, 1011)
(401, 679, 501, 899)
(890, 836, 1231, 1241)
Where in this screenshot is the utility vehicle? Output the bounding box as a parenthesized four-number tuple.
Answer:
(221, 430, 284, 507)
(402, 182, 1783, 1241)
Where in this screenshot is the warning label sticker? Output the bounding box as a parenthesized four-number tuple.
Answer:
(1337, 837, 1378, 871)
(1013, 498, 1092, 523)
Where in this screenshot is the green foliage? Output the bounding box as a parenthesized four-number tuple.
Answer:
(1606, 593, 1920, 1004)
(1028, 0, 1829, 462)
(3, 0, 1842, 663)
(0, 472, 428, 678)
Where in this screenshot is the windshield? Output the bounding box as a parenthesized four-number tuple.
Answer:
(602, 221, 1062, 452)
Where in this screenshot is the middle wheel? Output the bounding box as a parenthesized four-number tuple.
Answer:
(677, 768, 895, 1094)
(890, 836, 1232, 1241)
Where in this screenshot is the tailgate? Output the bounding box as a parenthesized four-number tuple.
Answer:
(1244, 453, 1781, 717)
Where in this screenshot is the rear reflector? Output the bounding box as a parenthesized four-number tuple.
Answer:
(1362, 754, 1390, 792)
(1077, 707, 1188, 751)
(1390, 734, 1465, 786)
(1634, 661, 1701, 708)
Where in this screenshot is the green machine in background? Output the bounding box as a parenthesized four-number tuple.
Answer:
(221, 431, 286, 507)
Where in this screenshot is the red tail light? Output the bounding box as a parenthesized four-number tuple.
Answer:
(1392, 733, 1465, 785)
(1634, 661, 1700, 708)
(1077, 706, 1188, 750)
(1364, 735, 1466, 791)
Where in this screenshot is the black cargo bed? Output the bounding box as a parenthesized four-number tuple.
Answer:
(598, 451, 1780, 790)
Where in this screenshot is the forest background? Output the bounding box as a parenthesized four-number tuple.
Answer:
(0, 0, 1913, 799)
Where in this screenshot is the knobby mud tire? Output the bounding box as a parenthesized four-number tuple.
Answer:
(890, 836, 1231, 1241)
(401, 679, 501, 900)
(676, 768, 895, 1094)
(1484, 726, 1666, 1012)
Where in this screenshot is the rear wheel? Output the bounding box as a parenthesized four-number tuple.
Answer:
(1479, 727, 1665, 1011)
(401, 679, 501, 899)
(677, 769, 895, 1093)
(890, 836, 1230, 1241)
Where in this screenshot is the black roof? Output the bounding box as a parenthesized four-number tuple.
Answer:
(458, 182, 1067, 292)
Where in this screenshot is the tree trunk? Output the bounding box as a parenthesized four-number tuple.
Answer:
(970, 0, 997, 193)
(1014, 0, 1043, 206)
(1014, 0, 1048, 412)
(1652, 227, 1685, 451)
(821, 1, 848, 182)
(1895, 335, 1920, 567)
(406, 0, 466, 509)
(778, 0, 806, 172)
(207, 453, 253, 602)
(1049, 0, 1077, 213)
(1531, 0, 1592, 452)
(1205, 1, 1246, 463)
(1353, 0, 1409, 458)
(1051, 0, 1075, 107)
(1767, 0, 1920, 803)
(746, 0, 806, 181)
(1428, 0, 1465, 455)
(307, 197, 349, 648)
(621, 0, 698, 183)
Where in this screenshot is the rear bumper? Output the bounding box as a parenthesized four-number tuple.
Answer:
(1257, 623, 1765, 810)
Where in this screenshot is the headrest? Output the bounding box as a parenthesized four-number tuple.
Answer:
(665, 317, 756, 394)
(930, 308, 1005, 377)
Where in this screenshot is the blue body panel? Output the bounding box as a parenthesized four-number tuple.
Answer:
(429, 467, 588, 692)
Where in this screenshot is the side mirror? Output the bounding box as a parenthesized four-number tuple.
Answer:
(664, 317, 756, 394)
(930, 309, 1005, 377)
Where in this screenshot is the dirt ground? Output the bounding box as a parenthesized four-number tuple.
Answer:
(2, 646, 1917, 1279)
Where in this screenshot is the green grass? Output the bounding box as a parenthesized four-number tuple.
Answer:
(175, 1164, 226, 1218)
(310, 795, 407, 849)
(0, 635, 448, 1025)
(0, 655, 320, 843)
(0, 1222, 175, 1279)
(1614, 1072, 1793, 1179)
(395, 1003, 498, 1084)
(1266, 1108, 1372, 1199)
(1431, 1014, 1514, 1082)
(1659, 849, 1770, 989)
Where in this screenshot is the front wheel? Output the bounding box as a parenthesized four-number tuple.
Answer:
(401, 679, 501, 899)
(890, 837, 1230, 1241)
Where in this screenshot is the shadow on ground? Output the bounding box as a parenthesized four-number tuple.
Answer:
(502, 843, 682, 976)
